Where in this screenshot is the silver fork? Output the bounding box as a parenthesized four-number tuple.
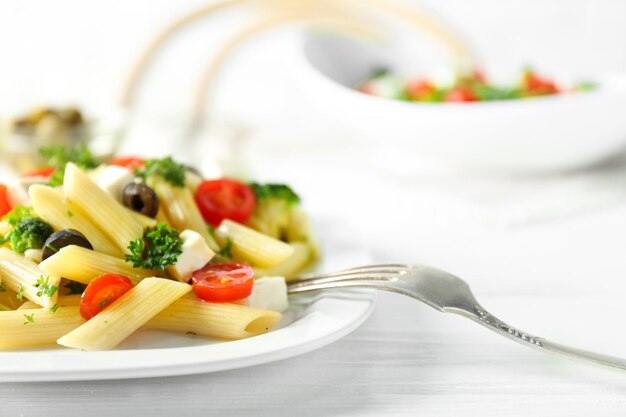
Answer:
(288, 264, 626, 371)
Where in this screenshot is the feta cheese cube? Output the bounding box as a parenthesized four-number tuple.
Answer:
(168, 230, 215, 282)
(94, 165, 133, 203)
(247, 276, 288, 312)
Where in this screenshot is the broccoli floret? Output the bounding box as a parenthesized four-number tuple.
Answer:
(247, 183, 301, 241)
(249, 183, 300, 206)
(10, 218, 53, 254)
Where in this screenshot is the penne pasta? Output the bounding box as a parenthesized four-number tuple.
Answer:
(147, 297, 282, 339)
(58, 278, 191, 350)
(64, 163, 143, 254)
(0, 248, 60, 309)
(127, 209, 158, 229)
(18, 294, 81, 310)
(149, 177, 219, 252)
(0, 306, 85, 349)
(255, 242, 312, 280)
(39, 245, 156, 285)
(29, 184, 123, 258)
(215, 220, 294, 269)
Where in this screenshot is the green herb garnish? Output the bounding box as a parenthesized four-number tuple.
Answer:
(16, 284, 25, 300)
(23, 313, 34, 324)
(34, 275, 58, 298)
(125, 224, 183, 271)
(217, 238, 232, 258)
(3, 205, 34, 227)
(0, 282, 6, 292)
(135, 157, 186, 187)
(50, 304, 59, 314)
(39, 143, 98, 186)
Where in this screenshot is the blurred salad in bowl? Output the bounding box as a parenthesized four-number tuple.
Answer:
(356, 67, 596, 103)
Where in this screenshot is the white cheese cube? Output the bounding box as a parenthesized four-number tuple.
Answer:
(94, 165, 134, 203)
(168, 230, 215, 282)
(247, 276, 288, 312)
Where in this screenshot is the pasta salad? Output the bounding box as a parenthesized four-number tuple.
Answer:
(0, 145, 318, 350)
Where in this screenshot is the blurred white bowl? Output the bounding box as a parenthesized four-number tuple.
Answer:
(290, 32, 626, 173)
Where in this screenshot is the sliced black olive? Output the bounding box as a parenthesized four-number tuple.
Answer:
(42, 229, 93, 261)
(122, 183, 159, 218)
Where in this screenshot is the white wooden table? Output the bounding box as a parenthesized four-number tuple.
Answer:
(3, 188, 626, 416)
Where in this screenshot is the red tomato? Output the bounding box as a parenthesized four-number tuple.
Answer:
(194, 179, 256, 227)
(0, 184, 10, 217)
(79, 274, 134, 320)
(192, 263, 254, 302)
(445, 87, 479, 103)
(522, 71, 560, 96)
(110, 156, 145, 170)
(21, 167, 55, 178)
(406, 79, 436, 101)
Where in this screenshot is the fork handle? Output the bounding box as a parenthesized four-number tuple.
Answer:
(458, 304, 626, 371)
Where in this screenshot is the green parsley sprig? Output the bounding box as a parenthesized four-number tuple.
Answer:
(135, 157, 186, 188)
(23, 313, 34, 324)
(39, 143, 99, 186)
(34, 275, 58, 298)
(125, 224, 183, 271)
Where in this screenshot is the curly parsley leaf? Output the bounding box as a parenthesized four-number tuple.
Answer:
(3, 205, 34, 227)
(16, 284, 25, 300)
(135, 157, 186, 188)
(125, 224, 183, 271)
(39, 143, 98, 186)
(34, 275, 58, 298)
(217, 237, 232, 258)
(23, 313, 34, 324)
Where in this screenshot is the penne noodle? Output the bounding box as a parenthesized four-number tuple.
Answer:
(39, 245, 156, 285)
(215, 220, 294, 269)
(64, 163, 143, 254)
(0, 285, 24, 311)
(0, 306, 85, 349)
(147, 297, 282, 339)
(149, 177, 219, 251)
(255, 242, 311, 281)
(18, 294, 81, 310)
(29, 185, 123, 258)
(127, 209, 158, 229)
(0, 248, 60, 309)
(58, 278, 191, 351)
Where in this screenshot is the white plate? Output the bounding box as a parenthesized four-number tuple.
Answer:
(0, 218, 375, 382)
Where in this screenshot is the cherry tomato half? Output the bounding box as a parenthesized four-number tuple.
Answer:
(0, 184, 10, 217)
(194, 179, 256, 227)
(21, 166, 55, 178)
(79, 274, 134, 320)
(406, 79, 436, 101)
(445, 87, 479, 103)
(110, 156, 145, 170)
(192, 262, 254, 302)
(522, 70, 560, 96)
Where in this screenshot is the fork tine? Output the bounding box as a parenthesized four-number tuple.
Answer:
(298, 264, 414, 281)
(289, 270, 403, 289)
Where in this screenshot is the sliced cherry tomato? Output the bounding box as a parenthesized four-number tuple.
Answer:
(521, 70, 560, 96)
(0, 184, 10, 217)
(79, 274, 134, 320)
(192, 262, 254, 302)
(445, 87, 479, 103)
(110, 156, 145, 170)
(194, 179, 256, 227)
(21, 166, 55, 178)
(406, 79, 436, 101)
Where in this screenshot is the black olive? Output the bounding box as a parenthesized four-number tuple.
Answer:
(122, 183, 159, 218)
(42, 229, 93, 261)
